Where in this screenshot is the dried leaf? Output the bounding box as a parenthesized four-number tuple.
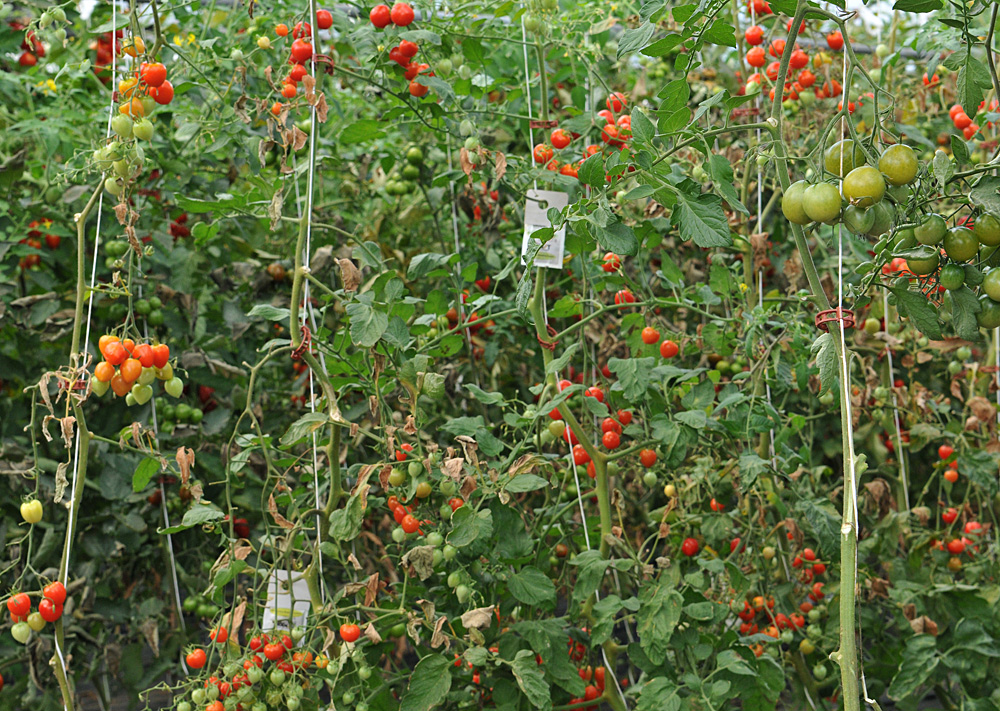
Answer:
(508, 454, 539, 477)
(460, 475, 478, 500)
(402, 546, 436, 580)
(456, 435, 479, 470)
(140, 618, 160, 657)
(59, 416, 76, 451)
(290, 126, 308, 152)
(268, 494, 296, 530)
(54, 461, 69, 504)
(442, 457, 464, 481)
(347, 553, 362, 570)
(176, 447, 195, 486)
(364, 622, 382, 644)
(909, 615, 939, 636)
(460, 606, 494, 630)
(430, 615, 450, 649)
(315, 92, 329, 123)
(403, 415, 417, 435)
(337, 258, 361, 292)
(494, 151, 507, 181)
(364, 573, 381, 607)
(268, 188, 284, 230)
(459, 147, 474, 176)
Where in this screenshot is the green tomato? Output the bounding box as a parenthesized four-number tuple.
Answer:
(133, 117, 154, 141)
(975, 214, 1000, 246)
(358, 665, 372, 680)
(939, 263, 965, 290)
(914, 213, 947, 245)
(391, 526, 406, 543)
(443, 544, 457, 561)
(547, 420, 566, 438)
(407, 461, 423, 477)
(944, 227, 978, 262)
(904, 248, 939, 276)
(406, 147, 424, 165)
(842, 205, 875, 235)
(863, 317, 880, 334)
(842, 166, 886, 207)
(164, 376, 184, 398)
(111, 114, 133, 139)
(388, 468, 405, 487)
(878, 144, 918, 186)
(11, 622, 30, 644)
(978, 295, 1000, 328)
(342, 692, 355, 705)
(177, 703, 193, 711)
(270, 669, 286, 686)
(148, 309, 164, 326)
(801, 183, 841, 223)
(27, 612, 45, 632)
(447, 571, 461, 588)
(824, 139, 866, 177)
(426, 531, 444, 547)
(455, 584, 471, 603)
(781, 180, 810, 225)
(818, 391, 835, 406)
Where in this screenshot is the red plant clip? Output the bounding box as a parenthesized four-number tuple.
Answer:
(815, 308, 855, 333)
(529, 119, 559, 129)
(291, 325, 312, 361)
(537, 324, 559, 352)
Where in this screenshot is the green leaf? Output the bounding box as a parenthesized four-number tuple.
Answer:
(247, 304, 290, 321)
(810, 332, 838, 394)
(683, 601, 715, 620)
(448, 506, 493, 547)
(932, 149, 955, 188)
(617, 23, 656, 58)
(970, 176, 1000, 217)
(891, 287, 944, 340)
(596, 221, 639, 256)
(630, 108, 655, 143)
(512, 649, 552, 710)
(888, 635, 938, 700)
(608, 357, 656, 400)
(345, 297, 388, 348)
(948, 286, 981, 341)
(546, 343, 581, 375)
(957, 55, 993, 118)
(464, 384, 505, 404)
(892, 0, 941, 9)
(407, 252, 453, 279)
(340, 120, 386, 143)
(329, 491, 365, 541)
(508, 567, 556, 605)
(400, 654, 453, 711)
(950, 135, 970, 165)
(636, 582, 683, 664)
(958, 449, 1000, 495)
(570, 550, 609, 603)
(673, 191, 732, 247)
(281, 412, 329, 446)
(702, 18, 736, 47)
(505, 474, 549, 493)
(578, 153, 605, 187)
(707, 154, 749, 215)
(795, 498, 840, 558)
(636, 677, 681, 711)
(132, 457, 160, 493)
(658, 79, 691, 112)
(159, 504, 225, 535)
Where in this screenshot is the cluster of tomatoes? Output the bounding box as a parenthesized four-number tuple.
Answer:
(262, 10, 334, 115)
(90, 29, 122, 81)
(742, 23, 847, 106)
(369, 4, 435, 98)
(947, 101, 993, 141)
(178, 628, 334, 711)
(11, 20, 46, 67)
(6, 582, 68, 645)
(92, 335, 182, 406)
(789, 545, 828, 583)
(17, 218, 60, 270)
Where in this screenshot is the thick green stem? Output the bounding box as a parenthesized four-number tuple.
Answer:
(770, 3, 861, 709)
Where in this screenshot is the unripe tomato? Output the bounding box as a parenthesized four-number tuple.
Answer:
(20, 499, 42, 524)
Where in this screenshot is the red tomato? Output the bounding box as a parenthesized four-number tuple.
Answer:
(550, 129, 571, 149)
(370, 4, 391, 27)
(639, 449, 657, 468)
(43, 581, 67, 606)
(316, 9, 333, 29)
(681, 537, 699, 556)
(390, 2, 415, 25)
(186, 648, 207, 669)
(826, 31, 844, 50)
(744, 25, 764, 45)
(602, 431, 621, 449)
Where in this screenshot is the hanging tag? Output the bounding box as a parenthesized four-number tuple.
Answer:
(262, 569, 311, 635)
(522, 189, 569, 269)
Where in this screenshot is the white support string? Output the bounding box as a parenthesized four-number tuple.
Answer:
(58, 4, 122, 703)
(882, 289, 909, 510)
(995, 328, 1000, 424)
(520, 14, 538, 193)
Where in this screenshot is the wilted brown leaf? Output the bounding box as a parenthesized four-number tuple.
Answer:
(337, 258, 361, 291)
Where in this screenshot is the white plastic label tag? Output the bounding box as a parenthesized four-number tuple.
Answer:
(521, 190, 569, 269)
(262, 569, 311, 634)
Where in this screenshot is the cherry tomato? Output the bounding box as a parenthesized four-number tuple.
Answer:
(340, 623, 361, 642)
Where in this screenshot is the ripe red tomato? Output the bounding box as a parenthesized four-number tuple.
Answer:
(7, 593, 30, 618)
(19, 51, 37, 67)
(802, 547, 816, 561)
(681, 537, 699, 556)
(573, 444, 590, 466)
(606, 92, 627, 113)
(639, 449, 657, 467)
(150, 80, 174, 105)
(43, 581, 67, 606)
(938, 444, 954, 460)
(210, 626, 228, 644)
(290, 39, 313, 63)
(293, 21, 312, 38)
(710, 498, 724, 512)
(768, 39, 785, 58)
(602, 252, 621, 272)
(944, 469, 959, 483)
(264, 643, 284, 660)
(401, 514, 420, 533)
(947, 538, 965, 555)
(550, 129, 571, 149)
(396, 443, 413, 461)
(965, 521, 983, 535)
(613, 289, 636, 305)
(601, 418, 622, 435)
(798, 69, 816, 88)
(132, 343, 154, 368)
(584, 386, 604, 403)
(789, 49, 808, 69)
(316, 9, 333, 29)
(659, 340, 679, 358)
(186, 648, 207, 669)
(826, 31, 844, 50)
(641, 327, 660, 345)
(942, 508, 958, 524)
(370, 4, 391, 27)
(746, 47, 766, 67)
(949, 103, 965, 120)
(602, 431, 621, 449)
(533, 143, 554, 164)
(448, 497, 465, 512)
(281, 83, 297, 99)
(390, 2, 415, 25)
(744, 25, 764, 45)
